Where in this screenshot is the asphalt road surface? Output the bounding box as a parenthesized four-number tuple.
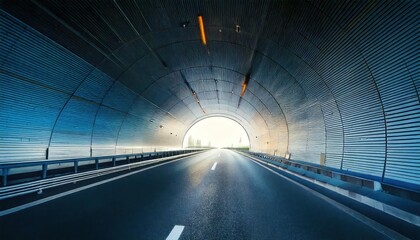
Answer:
(0, 149, 386, 239)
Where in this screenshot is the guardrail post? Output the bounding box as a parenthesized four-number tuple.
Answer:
(74, 161, 78, 173)
(112, 157, 116, 167)
(95, 159, 99, 170)
(42, 164, 48, 179)
(126, 156, 130, 164)
(2, 168, 9, 187)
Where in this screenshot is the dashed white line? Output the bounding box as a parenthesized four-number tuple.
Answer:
(165, 225, 185, 240)
(211, 162, 218, 171)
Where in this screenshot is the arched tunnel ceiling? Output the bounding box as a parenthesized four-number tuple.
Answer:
(0, 0, 419, 189)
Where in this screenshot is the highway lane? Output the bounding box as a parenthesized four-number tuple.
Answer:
(0, 149, 386, 239)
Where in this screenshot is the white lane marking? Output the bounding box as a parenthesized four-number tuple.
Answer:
(165, 225, 185, 240)
(0, 154, 200, 217)
(211, 162, 218, 171)
(241, 154, 409, 240)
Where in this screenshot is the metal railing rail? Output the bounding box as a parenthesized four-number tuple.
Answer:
(243, 151, 420, 197)
(0, 150, 204, 201)
(0, 149, 205, 187)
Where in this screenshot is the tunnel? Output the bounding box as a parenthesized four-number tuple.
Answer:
(0, 1, 419, 239)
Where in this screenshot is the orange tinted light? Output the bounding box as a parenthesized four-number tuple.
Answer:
(198, 15, 207, 45)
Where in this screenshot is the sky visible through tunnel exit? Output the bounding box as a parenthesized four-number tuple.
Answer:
(183, 117, 250, 148)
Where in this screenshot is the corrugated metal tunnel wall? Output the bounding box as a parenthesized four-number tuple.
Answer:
(0, 0, 418, 190)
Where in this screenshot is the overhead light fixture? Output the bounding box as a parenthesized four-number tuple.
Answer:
(198, 15, 207, 45)
(236, 25, 241, 33)
(240, 74, 250, 97)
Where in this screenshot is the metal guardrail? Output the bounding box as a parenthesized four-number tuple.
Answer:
(243, 151, 420, 201)
(0, 149, 204, 187)
(0, 150, 204, 201)
(246, 151, 377, 189)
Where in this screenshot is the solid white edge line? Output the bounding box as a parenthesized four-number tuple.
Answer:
(240, 153, 409, 240)
(211, 162, 218, 171)
(165, 225, 185, 240)
(0, 154, 200, 217)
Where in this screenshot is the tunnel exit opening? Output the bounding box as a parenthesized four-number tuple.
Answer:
(182, 117, 250, 150)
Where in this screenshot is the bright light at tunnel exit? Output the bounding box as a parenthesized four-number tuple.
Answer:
(183, 117, 250, 149)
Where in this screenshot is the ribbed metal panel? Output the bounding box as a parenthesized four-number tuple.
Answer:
(119, 54, 169, 93)
(348, 0, 420, 186)
(157, 41, 211, 70)
(74, 69, 114, 103)
(0, 11, 86, 160)
(91, 106, 125, 156)
(49, 98, 97, 159)
(322, 99, 343, 169)
(142, 84, 173, 108)
(0, 14, 91, 93)
(102, 82, 137, 112)
(113, 39, 148, 67)
(0, 73, 66, 160)
(0, 10, 186, 162)
(167, 101, 196, 124)
(258, 39, 341, 167)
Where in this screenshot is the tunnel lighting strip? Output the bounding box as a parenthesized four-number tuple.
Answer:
(198, 15, 207, 45)
(240, 74, 250, 97)
(240, 83, 247, 97)
(238, 74, 250, 108)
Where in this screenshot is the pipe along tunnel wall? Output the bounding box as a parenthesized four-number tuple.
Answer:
(0, 1, 419, 192)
